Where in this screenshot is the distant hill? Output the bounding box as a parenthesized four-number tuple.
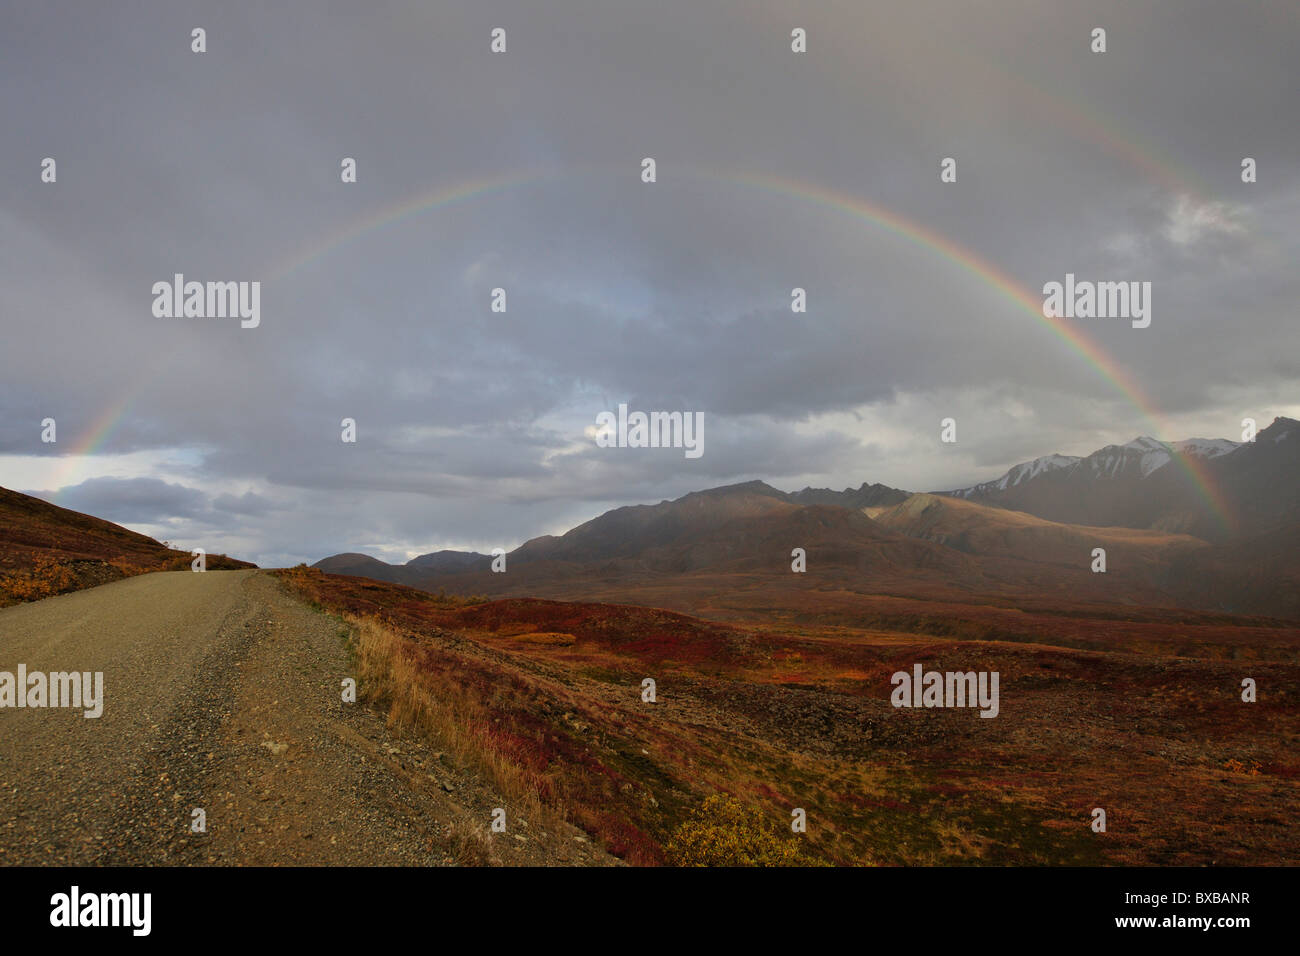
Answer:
(314, 549, 492, 583)
(313, 552, 411, 583)
(786, 482, 910, 510)
(876, 492, 1207, 557)
(314, 479, 917, 586)
(406, 549, 492, 573)
(873, 492, 1209, 582)
(0, 486, 255, 606)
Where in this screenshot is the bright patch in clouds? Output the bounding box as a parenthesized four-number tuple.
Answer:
(1163, 195, 1246, 247)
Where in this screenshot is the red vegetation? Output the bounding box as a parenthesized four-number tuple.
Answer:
(278, 564, 1300, 866)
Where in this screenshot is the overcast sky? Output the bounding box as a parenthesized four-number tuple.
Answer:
(2, 0, 1298, 566)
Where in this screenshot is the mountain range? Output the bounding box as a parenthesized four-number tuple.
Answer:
(315, 417, 1300, 618)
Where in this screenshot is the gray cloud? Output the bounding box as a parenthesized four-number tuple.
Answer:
(211, 490, 279, 516)
(2, 0, 1296, 566)
(28, 477, 209, 526)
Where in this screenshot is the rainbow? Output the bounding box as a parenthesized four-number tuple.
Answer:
(49, 387, 143, 501)
(267, 164, 1236, 531)
(726, 169, 1235, 531)
(268, 168, 558, 281)
(54, 164, 1233, 532)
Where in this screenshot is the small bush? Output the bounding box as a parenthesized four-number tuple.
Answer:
(0, 555, 79, 603)
(666, 795, 828, 867)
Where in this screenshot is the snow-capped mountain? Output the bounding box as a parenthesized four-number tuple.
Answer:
(948, 434, 1241, 500)
(1086, 435, 1240, 479)
(1171, 437, 1240, 458)
(935, 421, 1300, 541)
(948, 453, 1081, 498)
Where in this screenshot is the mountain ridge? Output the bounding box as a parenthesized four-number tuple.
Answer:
(311, 419, 1299, 618)
(937, 417, 1298, 540)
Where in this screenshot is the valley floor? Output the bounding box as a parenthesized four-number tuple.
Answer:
(275, 567, 1300, 866)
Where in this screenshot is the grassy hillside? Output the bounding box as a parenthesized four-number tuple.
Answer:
(0, 486, 255, 607)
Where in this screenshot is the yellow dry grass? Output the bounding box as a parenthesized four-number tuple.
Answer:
(345, 614, 552, 830)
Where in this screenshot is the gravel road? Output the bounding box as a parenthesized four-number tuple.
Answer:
(0, 569, 609, 866)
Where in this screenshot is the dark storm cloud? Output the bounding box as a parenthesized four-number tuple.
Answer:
(29, 477, 209, 525)
(2, 0, 1296, 564)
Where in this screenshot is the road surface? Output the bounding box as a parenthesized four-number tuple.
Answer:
(0, 569, 606, 865)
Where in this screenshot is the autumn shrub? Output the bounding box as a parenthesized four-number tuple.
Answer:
(0, 555, 79, 603)
(666, 794, 828, 867)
